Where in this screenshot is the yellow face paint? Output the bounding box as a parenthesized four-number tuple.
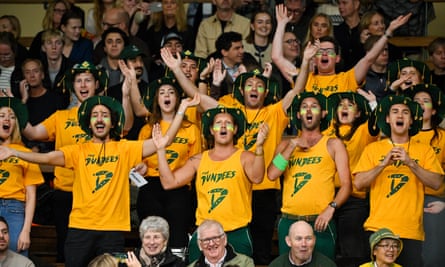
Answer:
(244, 84, 265, 93)
(213, 122, 234, 132)
(337, 105, 356, 112)
(300, 107, 320, 115)
(424, 102, 433, 109)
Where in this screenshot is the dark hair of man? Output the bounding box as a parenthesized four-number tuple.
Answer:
(428, 37, 445, 56)
(0, 31, 17, 55)
(0, 216, 9, 230)
(363, 34, 382, 52)
(101, 27, 130, 47)
(215, 31, 243, 54)
(60, 10, 83, 27)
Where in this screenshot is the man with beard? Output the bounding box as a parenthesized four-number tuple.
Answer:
(20, 61, 128, 264)
(267, 92, 351, 260)
(107, 44, 147, 140)
(269, 221, 336, 267)
(0, 94, 199, 267)
(353, 95, 444, 267)
(0, 216, 34, 266)
(194, 0, 250, 59)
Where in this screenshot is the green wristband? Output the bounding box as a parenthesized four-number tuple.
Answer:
(272, 153, 288, 171)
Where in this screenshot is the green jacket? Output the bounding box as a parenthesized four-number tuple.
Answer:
(187, 245, 254, 267)
(269, 251, 337, 267)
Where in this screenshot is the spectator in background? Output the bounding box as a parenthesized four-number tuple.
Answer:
(138, 0, 195, 62)
(125, 216, 186, 267)
(60, 11, 94, 64)
(0, 216, 35, 266)
(194, 0, 250, 58)
(98, 27, 129, 88)
(269, 221, 336, 267)
(88, 253, 118, 267)
(334, 0, 364, 71)
(93, 7, 151, 81)
(359, 10, 401, 63)
(428, 37, 445, 92)
(187, 219, 255, 267)
(0, 32, 23, 100)
(29, 0, 71, 59)
(0, 15, 30, 66)
(0, 97, 44, 256)
(243, 9, 274, 69)
(283, 0, 311, 44)
(40, 29, 73, 107)
(359, 35, 391, 103)
(86, 0, 117, 38)
(303, 13, 333, 45)
(67, 0, 86, 28)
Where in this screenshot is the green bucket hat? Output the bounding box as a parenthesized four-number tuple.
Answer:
(369, 228, 403, 260)
(387, 58, 431, 85)
(232, 69, 281, 107)
(142, 76, 184, 110)
(165, 50, 207, 81)
(78, 96, 125, 139)
(0, 97, 28, 131)
(201, 107, 246, 140)
(404, 83, 445, 121)
(62, 61, 108, 94)
(328, 92, 371, 126)
(287, 92, 329, 132)
(373, 95, 423, 137)
(119, 44, 146, 59)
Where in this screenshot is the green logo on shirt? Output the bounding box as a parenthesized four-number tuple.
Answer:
(0, 170, 10, 185)
(291, 172, 311, 196)
(208, 188, 228, 213)
(65, 118, 79, 129)
(386, 174, 408, 197)
(200, 171, 236, 185)
(92, 170, 113, 193)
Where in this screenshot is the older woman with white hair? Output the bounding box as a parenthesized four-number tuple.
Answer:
(126, 216, 185, 267)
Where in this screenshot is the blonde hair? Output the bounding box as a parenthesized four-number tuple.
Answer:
(42, 0, 70, 30)
(150, 0, 187, 32)
(0, 15, 22, 40)
(88, 253, 118, 267)
(304, 13, 333, 45)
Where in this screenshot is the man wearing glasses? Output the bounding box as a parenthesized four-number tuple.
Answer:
(283, 0, 311, 43)
(189, 219, 255, 267)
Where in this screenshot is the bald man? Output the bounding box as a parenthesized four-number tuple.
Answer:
(269, 221, 336, 267)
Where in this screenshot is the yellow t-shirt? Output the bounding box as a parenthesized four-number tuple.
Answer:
(281, 135, 336, 215)
(218, 95, 289, 190)
(305, 69, 358, 97)
(412, 129, 445, 197)
(60, 140, 143, 231)
(195, 149, 252, 231)
(325, 122, 377, 198)
(138, 120, 201, 176)
(353, 139, 444, 240)
(0, 144, 44, 201)
(41, 107, 90, 191)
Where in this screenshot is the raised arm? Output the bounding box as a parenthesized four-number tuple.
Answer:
(243, 122, 269, 184)
(0, 146, 65, 166)
(152, 123, 199, 189)
(119, 60, 135, 133)
(118, 59, 150, 118)
(271, 4, 298, 84)
(141, 94, 200, 157)
(22, 122, 50, 141)
(354, 13, 412, 84)
(161, 48, 218, 111)
(281, 40, 320, 111)
(267, 137, 309, 181)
